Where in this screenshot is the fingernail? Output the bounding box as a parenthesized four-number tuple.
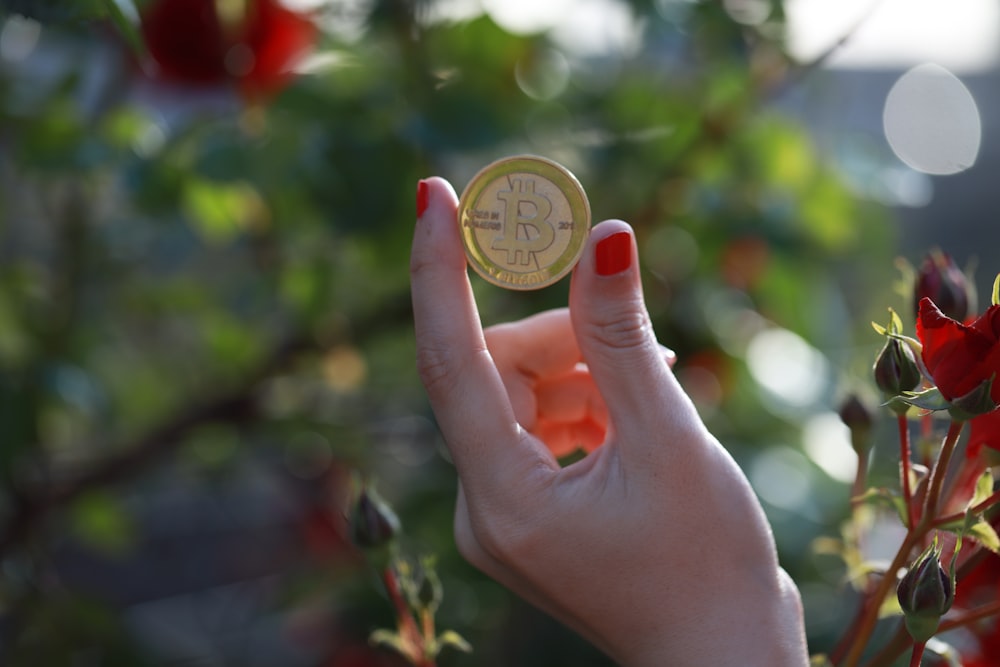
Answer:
(416, 179, 430, 219)
(595, 231, 632, 276)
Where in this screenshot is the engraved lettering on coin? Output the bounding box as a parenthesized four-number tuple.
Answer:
(458, 155, 591, 291)
(492, 178, 555, 268)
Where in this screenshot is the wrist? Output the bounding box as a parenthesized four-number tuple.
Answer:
(621, 567, 808, 667)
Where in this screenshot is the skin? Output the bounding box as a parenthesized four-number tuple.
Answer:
(410, 176, 809, 666)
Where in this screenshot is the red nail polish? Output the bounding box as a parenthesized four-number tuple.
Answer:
(416, 180, 429, 218)
(595, 231, 632, 276)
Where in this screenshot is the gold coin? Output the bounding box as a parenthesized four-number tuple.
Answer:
(458, 155, 591, 290)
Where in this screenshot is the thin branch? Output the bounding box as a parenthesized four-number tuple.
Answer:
(766, 0, 887, 99)
(0, 291, 413, 558)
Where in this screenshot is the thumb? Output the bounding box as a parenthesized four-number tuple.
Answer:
(569, 221, 701, 445)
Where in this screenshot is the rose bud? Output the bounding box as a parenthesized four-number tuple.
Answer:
(874, 337, 922, 398)
(897, 541, 955, 642)
(914, 250, 973, 323)
(838, 394, 874, 457)
(349, 483, 400, 551)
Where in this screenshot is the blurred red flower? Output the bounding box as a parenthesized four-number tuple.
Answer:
(951, 552, 1000, 665)
(968, 409, 1000, 460)
(916, 297, 1000, 404)
(141, 0, 317, 99)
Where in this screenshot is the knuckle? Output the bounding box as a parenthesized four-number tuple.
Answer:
(453, 452, 557, 571)
(473, 515, 538, 564)
(415, 340, 461, 394)
(408, 241, 437, 279)
(583, 308, 651, 352)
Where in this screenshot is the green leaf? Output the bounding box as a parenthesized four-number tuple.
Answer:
(926, 636, 963, 667)
(852, 487, 908, 527)
(182, 179, 267, 244)
(888, 308, 903, 335)
(71, 492, 135, 555)
(871, 308, 906, 337)
(434, 630, 472, 655)
(993, 273, 1000, 307)
(971, 469, 995, 508)
(369, 629, 418, 662)
(884, 386, 950, 413)
(967, 519, 1000, 554)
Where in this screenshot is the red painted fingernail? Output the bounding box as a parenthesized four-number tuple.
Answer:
(595, 231, 632, 276)
(416, 180, 430, 218)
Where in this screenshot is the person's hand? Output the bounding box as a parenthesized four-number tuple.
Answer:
(410, 176, 809, 666)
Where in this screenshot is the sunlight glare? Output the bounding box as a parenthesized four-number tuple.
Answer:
(883, 64, 981, 176)
(785, 0, 1000, 73)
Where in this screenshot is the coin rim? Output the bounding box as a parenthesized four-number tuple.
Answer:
(458, 155, 591, 291)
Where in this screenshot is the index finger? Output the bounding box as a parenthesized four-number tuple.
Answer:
(410, 178, 556, 484)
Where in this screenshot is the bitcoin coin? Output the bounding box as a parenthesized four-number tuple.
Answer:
(458, 155, 591, 290)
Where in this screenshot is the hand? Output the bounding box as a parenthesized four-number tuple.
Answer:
(410, 177, 809, 666)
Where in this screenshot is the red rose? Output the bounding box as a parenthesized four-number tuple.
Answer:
(952, 551, 1000, 665)
(142, 0, 228, 84)
(916, 297, 1000, 404)
(236, 0, 317, 99)
(967, 408, 1000, 459)
(141, 0, 316, 99)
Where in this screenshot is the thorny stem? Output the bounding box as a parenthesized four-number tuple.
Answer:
(421, 608, 435, 647)
(862, 599, 1000, 667)
(937, 598, 1000, 634)
(382, 566, 436, 667)
(933, 488, 1000, 528)
(898, 414, 915, 530)
(837, 421, 966, 666)
(921, 421, 965, 525)
(837, 531, 920, 666)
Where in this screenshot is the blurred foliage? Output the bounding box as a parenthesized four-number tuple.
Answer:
(0, 0, 900, 665)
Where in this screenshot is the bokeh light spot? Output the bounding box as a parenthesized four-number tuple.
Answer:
(883, 63, 981, 176)
(0, 15, 40, 62)
(482, 0, 574, 35)
(802, 412, 857, 483)
(750, 447, 814, 511)
(515, 47, 570, 100)
(322, 345, 367, 392)
(746, 327, 829, 409)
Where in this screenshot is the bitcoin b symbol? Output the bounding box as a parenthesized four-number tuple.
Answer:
(492, 178, 555, 267)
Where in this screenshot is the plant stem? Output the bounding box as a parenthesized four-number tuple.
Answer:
(838, 420, 967, 666)
(382, 566, 436, 667)
(921, 420, 965, 524)
(863, 599, 1000, 666)
(421, 608, 435, 647)
(938, 598, 1000, 633)
(898, 414, 915, 529)
(908, 641, 925, 667)
(838, 532, 920, 666)
(933, 489, 1000, 528)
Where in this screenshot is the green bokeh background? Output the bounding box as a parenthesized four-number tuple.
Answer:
(0, 1, 923, 664)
